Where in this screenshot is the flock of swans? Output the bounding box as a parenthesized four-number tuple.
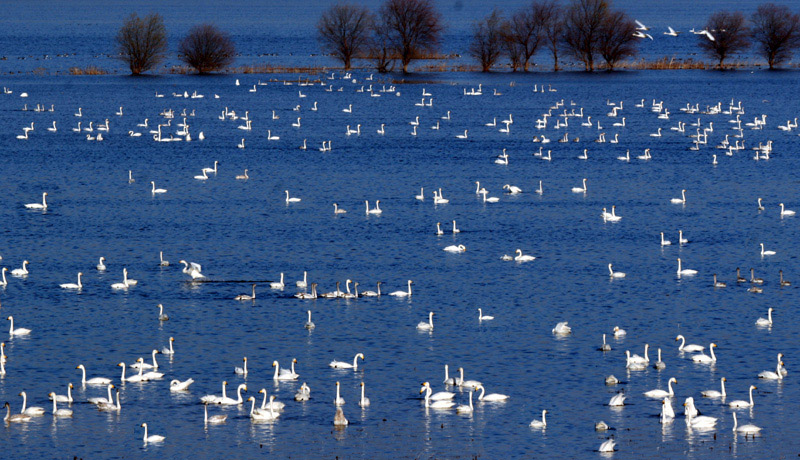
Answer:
(1, 65, 798, 457)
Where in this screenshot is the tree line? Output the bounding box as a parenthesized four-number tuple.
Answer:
(115, 1, 800, 75)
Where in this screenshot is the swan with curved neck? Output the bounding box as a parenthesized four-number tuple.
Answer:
(701, 377, 726, 398)
(25, 192, 48, 209)
(329, 353, 364, 370)
(7, 316, 31, 336)
(529, 410, 547, 428)
(60, 272, 82, 289)
(389, 280, 412, 297)
(475, 384, 508, 401)
(692, 343, 718, 363)
(417, 312, 434, 331)
(728, 385, 756, 408)
(644, 377, 677, 398)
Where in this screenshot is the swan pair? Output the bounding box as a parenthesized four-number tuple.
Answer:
(365, 200, 383, 214)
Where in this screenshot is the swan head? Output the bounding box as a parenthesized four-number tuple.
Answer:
(710, 343, 717, 348)
(118, 362, 125, 367)
(459, 245, 466, 251)
(259, 388, 266, 395)
(76, 364, 84, 370)
(356, 353, 365, 361)
(272, 361, 278, 367)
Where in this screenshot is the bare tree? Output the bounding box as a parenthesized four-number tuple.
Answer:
(317, 3, 375, 70)
(562, 0, 608, 72)
(501, 21, 523, 71)
(470, 9, 504, 72)
(178, 24, 235, 74)
(751, 3, 800, 69)
(699, 10, 750, 69)
(115, 13, 168, 75)
(370, 21, 396, 73)
(597, 10, 638, 70)
(540, 2, 564, 71)
(380, 0, 443, 73)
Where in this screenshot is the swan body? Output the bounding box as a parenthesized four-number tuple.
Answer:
(170, 378, 194, 392)
(217, 383, 247, 405)
(49, 394, 73, 417)
(273, 359, 299, 380)
(141, 423, 165, 443)
(671, 189, 687, 204)
(644, 377, 677, 398)
(4, 402, 31, 423)
(24, 192, 48, 209)
(552, 322, 571, 335)
(59, 272, 83, 289)
(515, 249, 535, 262)
(87, 384, 115, 405)
(701, 378, 726, 398)
(571, 178, 587, 193)
(330, 353, 364, 370)
(179, 260, 205, 279)
(676, 335, 704, 352)
(7, 316, 31, 336)
(732, 413, 762, 434)
(422, 386, 455, 409)
(257, 389, 286, 412)
(120, 360, 146, 382)
(503, 184, 522, 194)
(756, 307, 773, 327)
(598, 439, 616, 452)
(760, 243, 776, 256)
(200, 381, 228, 404)
(10, 260, 29, 276)
(728, 385, 756, 408)
(608, 392, 626, 406)
(234, 357, 248, 376)
(51, 383, 74, 403)
(19, 391, 45, 415)
(456, 390, 474, 413)
(270, 273, 285, 289)
(150, 181, 167, 194)
(204, 403, 227, 424)
(359, 382, 371, 407)
(758, 361, 784, 380)
(660, 397, 675, 423)
(456, 367, 481, 389)
(97, 257, 106, 270)
(692, 343, 717, 363)
(443, 364, 456, 386)
(334, 381, 345, 406)
(608, 263, 626, 278)
(654, 348, 666, 369)
(443, 244, 466, 253)
(131, 350, 159, 370)
(389, 280, 412, 297)
(249, 396, 279, 421)
(677, 258, 697, 276)
(660, 232, 672, 246)
(478, 308, 494, 321)
(417, 312, 434, 331)
(780, 203, 795, 216)
(161, 337, 175, 355)
(295, 383, 311, 401)
(600, 334, 611, 351)
(475, 384, 508, 402)
(304, 310, 315, 329)
(77, 364, 111, 385)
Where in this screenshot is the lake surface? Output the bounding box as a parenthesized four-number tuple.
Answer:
(1, 68, 800, 458)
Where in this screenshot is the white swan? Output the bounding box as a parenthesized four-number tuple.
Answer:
(234, 357, 248, 376)
(780, 203, 795, 216)
(131, 350, 159, 370)
(270, 273, 285, 289)
(503, 184, 522, 194)
(529, 409, 547, 428)
(552, 322, 571, 335)
(515, 249, 535, 262)
(330, 353, 364, 370)
(235, 169, 249, 180)
(200, 381, 227, 404)
(660, 232, 672, 246)
(422, 385, 455, 409)
(120, 361, 146, 382)
(675, 335, 704, 352)
(759, 361, 784, 380)
(150, 181, 166, 194)
(571, 178, 587, 193)
(443, 244, 466, 253)
(671, 189, 687, 204)
(218, 383, 247, 405)
(654, 348, 666, 369)
(760, 243, 776, 256)
(25, 192, 48, 209)
(10, 260, 29, 276)
(475, 384, 508, 401)
(49, 394, 73, 417)
(677, 258, 697, 276)
(644, 377, 677, 398)
(19, 391, 45, 415)
(76, 364, 110, 385)
(295, 383, 311, 401)
(366, 200, 383, 214)
(334, 406, 349, 425)
(7, 316, 31, 336)
(334, 381, 345, 406)
(97, 257, 106, 270)
(285, 190, 301, 203)
(141, 423, 165, 443)
(249, 396, 279, 421)
(0, 267, 7, 286)
(756, 307, 773, 327)
(692, 343, 717, 363)
(608, 263, 626, 278)
(478, 308, 494, 321)
(456, 390, 475, 413)
(456, 367, 481, 389)
(359, 382, 371, 407)
(333, 203, 347, 214)
(481, 190, 499, 203)
(389, 280, 412, 297)
(87, 384, 115, 405)
(608, 392, 626, 406)
(415, 188, 424, 201)
(732, 413, 762, 434)
(273, 360, 299, 380)
(701, 377, 726, 398)
(50, 383, 73, 403)
(170, 378, 194, 392)
(59, 272, 82, 289)
(443, 365, 456, 386)
(660, 397, 675, 423)
(179, 260, 205, 279)
(598, 438, 616, 452)
(417, 312, 434, 331)
(122, 267, 137, 286)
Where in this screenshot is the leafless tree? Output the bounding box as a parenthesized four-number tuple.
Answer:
(470, 9, 504, 72)
(562, 0, 608, 72)
(540, 2, 564, 70)
(115, 13, 168, 75)
(597, 10, 638, 69)
(751, 3, 800, 69)
(369, 21, 396, 73)
(178, 24, 235, 74)
(317, 3, 375, 70)
(379, 0, 443, 73)
(698, 10, 750, 69)
(501, 22, 523, 71)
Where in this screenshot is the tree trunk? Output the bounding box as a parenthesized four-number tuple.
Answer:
(344, 56, 351, 70)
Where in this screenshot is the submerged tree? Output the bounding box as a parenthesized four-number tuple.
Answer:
(115, 13, 168, 75)
(540, 2, 564, 71)
(178, 24, 236, 74)
(317, 3, 375, 70)
(597, 10, 638, 70)
(751, 3, 800, 69)
(470, 9, 505, 72)
(379, 0, 443, 73)
(698, 10, 750, 69)
(562, 0, 608, 71)
(370, 21, 396, 73)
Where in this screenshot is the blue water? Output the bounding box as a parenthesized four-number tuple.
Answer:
(1, 69, 799, 458)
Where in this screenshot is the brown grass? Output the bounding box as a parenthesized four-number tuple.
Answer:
(68, 66, 108, 75)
